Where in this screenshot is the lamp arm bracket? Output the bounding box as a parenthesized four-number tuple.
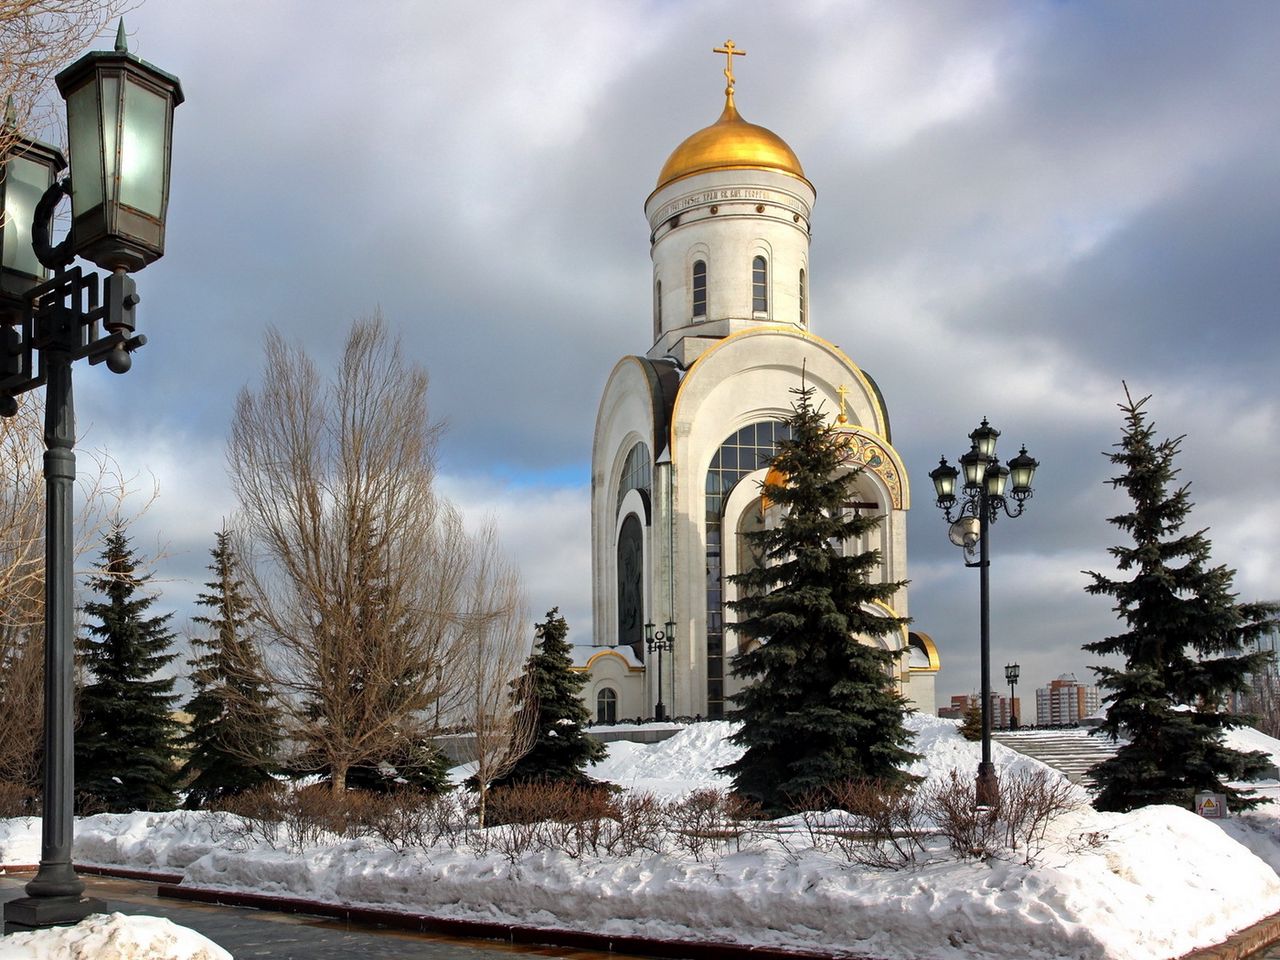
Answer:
(32, 178, 76, 272)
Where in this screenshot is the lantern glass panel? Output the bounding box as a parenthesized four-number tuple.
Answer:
(102, 75, 120, 201)
(67, 81, 102, 219)
(119, 77, 166, 217)
(3, 155, 50, 279)
(986, 463, 1009, 498)
(960, 449, 984, 489)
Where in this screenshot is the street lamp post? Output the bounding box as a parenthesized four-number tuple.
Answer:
(644, 620, 675, 721)
(929, 419, 1037, 806)
(1005, 662, 1020, 730)
(0, 22, 181, 931)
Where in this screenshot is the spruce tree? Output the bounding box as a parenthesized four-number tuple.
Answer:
(1085, 387, 1279, 812)
(493, 608, 606, 786)
(720, 385, 917, 814)
(181, 528, 280, 808)
(958, 699, 983, 742)
(76, 524, 180, 812)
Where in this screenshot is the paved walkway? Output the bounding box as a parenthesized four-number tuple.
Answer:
(0, 874, 619, 960)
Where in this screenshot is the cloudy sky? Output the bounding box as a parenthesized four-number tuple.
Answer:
(46, 0, 1280, 706)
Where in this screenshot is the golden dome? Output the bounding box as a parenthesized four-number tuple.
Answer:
(655, 91, 808, 191)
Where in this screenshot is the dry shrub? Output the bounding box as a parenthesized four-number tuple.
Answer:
(215, 783, 286, 848)
(923, 768, 1079, 863)
(997, 767, 1080, 863)
(216, 782, 352, 852)
(486, 781, 623, 862)
(826, 779, 927, 868)
(922, 770, 1001, 859)
(0, 781, 38, 818)
(366, 788, 465, 855)
(342, 788, 462, 853)
(668, 789, 760, 861)
(608, 791, 668, 857)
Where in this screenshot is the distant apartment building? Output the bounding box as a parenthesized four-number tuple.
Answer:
(938, 693, 1021, 729)
(1035, 674, 1100, 726)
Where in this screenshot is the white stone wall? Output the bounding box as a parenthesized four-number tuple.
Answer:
(645, 168, 814, 354)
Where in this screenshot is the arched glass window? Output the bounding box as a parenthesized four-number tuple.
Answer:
(692, 260, 707, 318)
(617, 513, 644, 654)
(703, 419, 792, 718)
(752, 256, 768, 314)
(799, 268, 806, 325)
(615, 441, 651, 518)
(596, 688, 618, 724)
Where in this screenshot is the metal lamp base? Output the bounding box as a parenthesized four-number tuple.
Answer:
(975, 762, 999, 808)
(4, 895, 109, 932)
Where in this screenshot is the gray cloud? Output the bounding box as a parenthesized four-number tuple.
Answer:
(44, 1, 1279, 707)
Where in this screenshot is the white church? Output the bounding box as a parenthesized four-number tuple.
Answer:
(579, 43, 940, 723)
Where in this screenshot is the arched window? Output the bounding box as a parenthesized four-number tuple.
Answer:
(752, 256, 768, 314)
(703, 419, 793, 718)
(692, 260, 707, 318)
(596, 688, 618, 724)
(799, 268, 806, 325)
(615, 441, 651, 518)
(617, 513, 644, 654)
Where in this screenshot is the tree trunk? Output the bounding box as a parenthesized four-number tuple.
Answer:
(331, 762, 347, 797)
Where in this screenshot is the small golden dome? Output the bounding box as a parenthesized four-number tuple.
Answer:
(655, 92, 808, 191)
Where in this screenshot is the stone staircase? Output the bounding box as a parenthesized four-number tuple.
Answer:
(993, 728, 1120, 786)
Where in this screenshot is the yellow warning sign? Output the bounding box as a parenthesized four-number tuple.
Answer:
(1195, 792, 1227, 819)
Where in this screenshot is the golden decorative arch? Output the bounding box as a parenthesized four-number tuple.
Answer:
(571, 649, 645, 675)
(835, 427, 904, 510)
(908, 631, 942, 672)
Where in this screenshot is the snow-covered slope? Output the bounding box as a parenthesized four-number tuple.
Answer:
(2, 716, 1279, 960)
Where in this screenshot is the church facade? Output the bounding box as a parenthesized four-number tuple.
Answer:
(582, 45, 939, 723)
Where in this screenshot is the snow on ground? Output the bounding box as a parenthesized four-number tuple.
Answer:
(3, 715, 1280, 960)
(0, 913, 230, 960)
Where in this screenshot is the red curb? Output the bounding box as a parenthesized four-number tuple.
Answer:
(158, 883, 891, 960)
(1176, 910, 1280, 960)
(3, 864, 185, 884)
(75, 864, 186, 885)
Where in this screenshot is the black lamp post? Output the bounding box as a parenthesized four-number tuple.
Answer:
(929, 419, 1037, 806)
(1, 21, 181, 931)
(1005, 662, 1020, 730)
(644, 620, 675, 721)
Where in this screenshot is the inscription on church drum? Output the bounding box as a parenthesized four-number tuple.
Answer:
(655, 187, 807, 223)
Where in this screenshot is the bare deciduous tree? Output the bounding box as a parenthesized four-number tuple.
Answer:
(0, 1, 131, 182)
(229, 315, 499, 797)
(460, 524, 535, 829)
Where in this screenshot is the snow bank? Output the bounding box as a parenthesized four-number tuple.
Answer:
(0, 913, 230, 960)
(3, 717, 1280, 959)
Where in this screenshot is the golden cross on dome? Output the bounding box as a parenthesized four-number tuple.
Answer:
(836, 384, 850, 424)
(713, 39, 746, 94)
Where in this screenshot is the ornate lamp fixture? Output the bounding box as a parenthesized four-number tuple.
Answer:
(0, 21, 181, 931)
(928, 419, 1038, 804)
(1004, 662, 1021, 731)
(644, 620, 676, 721)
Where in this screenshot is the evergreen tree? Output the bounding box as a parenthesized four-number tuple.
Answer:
(341, 738, 453, 794)
(76, 524, 180, 812)
(180, 528, 281, 808)
(493, 608, 606, 787)
(958, 699, 983, 742)
(1085, 387, 1279, 812)
(720, 385, 918, 814)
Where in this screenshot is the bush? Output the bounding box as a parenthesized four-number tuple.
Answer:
(0, 781, 39, 818)
(668, 789, 760, 861)
(923, 767, 1079, 863)
(827, 779, 928, 868)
